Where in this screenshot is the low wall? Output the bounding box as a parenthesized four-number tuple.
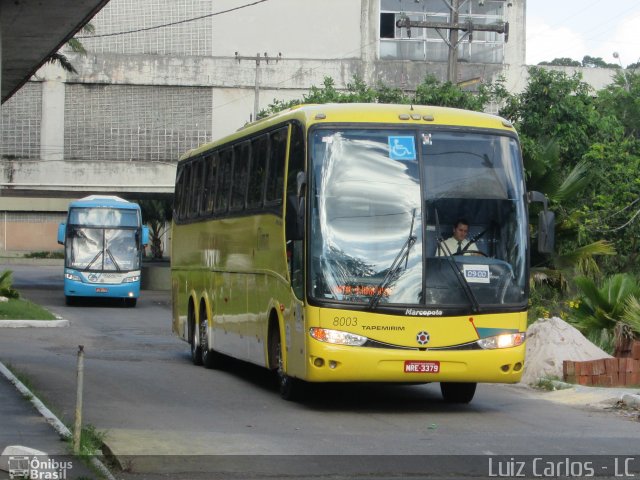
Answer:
(141, 262, 170, 291)
(563, 341, 640, 387)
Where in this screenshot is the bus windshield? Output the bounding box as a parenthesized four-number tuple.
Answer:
(309, 128, 528, 311)
(65, 207, 141, 272)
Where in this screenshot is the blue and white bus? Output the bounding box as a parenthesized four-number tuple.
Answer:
(57, 195, 149, 307)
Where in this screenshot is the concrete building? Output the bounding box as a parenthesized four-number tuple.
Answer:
(2, 0, 527, 253)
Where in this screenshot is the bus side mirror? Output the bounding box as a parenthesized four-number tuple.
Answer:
(538, 210, 555, 254)
(142, 226, 150, 246)
(528, 191, 555, 253)
(57, 223, 66, 245)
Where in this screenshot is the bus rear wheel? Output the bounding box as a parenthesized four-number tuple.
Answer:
(440, 382, 477, 404)
(199, 317, 223, 369)
(190, 309, 203, 366)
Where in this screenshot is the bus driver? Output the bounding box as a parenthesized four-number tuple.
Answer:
(436, 218, 478, 256)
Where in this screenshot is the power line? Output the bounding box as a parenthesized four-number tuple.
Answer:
(76, 0, 271, 39)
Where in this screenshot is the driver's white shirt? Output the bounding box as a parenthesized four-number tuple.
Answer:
(436, 237, 473, 256)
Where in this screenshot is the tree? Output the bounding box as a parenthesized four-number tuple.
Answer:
(581, 55, 619, 69)
(570, 274, 640, 355)
(538, 58, 581, 67)
(47, 23, 95, 74)
(597, 69, 640, 139)
(139, 199, 173, 259)
(259, 74, 492, 119)
(499, 67, 608, 172)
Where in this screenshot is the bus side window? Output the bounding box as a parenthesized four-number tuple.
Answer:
(266, 127, 287, 207)
(191, 160, 204, 218)
(180, 163, 192, 220)
(203, 152, 218, 216)
(231, 141, 250, 211)
(173, 165, 184, 221)
(247, 135, 268, 210)
(215, 148, 233, 215)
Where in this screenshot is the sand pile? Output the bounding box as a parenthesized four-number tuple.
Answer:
(521, 317, 611, 385)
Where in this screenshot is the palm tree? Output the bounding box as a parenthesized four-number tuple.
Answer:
(529, 141, 615, 291)
(47, 23, 95, 74)
(570, 273, 640, 355)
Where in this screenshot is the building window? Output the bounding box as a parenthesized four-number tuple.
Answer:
(379, 0, 506, 64)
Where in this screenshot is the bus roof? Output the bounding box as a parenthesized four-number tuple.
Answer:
(180, 103, 516, 161)
(68, 195, 140, 210)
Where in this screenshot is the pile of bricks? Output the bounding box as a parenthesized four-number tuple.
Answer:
(563, 340, 640, 386)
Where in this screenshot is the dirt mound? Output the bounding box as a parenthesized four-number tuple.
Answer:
(521, 317, 611, 385)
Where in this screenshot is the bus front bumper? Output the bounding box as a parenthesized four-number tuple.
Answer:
(303, 340, 526, 384)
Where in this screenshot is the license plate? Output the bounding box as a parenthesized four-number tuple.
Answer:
(404, 360, 440, 373)
(95, 288, 108, 293)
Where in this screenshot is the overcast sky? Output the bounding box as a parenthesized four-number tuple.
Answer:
(526, 0, 640, 66)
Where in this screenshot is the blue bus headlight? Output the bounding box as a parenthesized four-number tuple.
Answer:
(65, 273, 82, 281)
(477, 332, 525, 349)
(309, 328, 368, 346)
(123, 275, 140, 283)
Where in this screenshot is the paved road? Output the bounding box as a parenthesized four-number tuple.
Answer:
(2, 264, 640, 479)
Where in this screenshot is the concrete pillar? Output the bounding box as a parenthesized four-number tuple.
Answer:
(39, 64, 66, 161)
(360, 0, 378, 85)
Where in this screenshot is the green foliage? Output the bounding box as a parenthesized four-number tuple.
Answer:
(258, 74, 493, 119)
(581, 55, 620, 69)
(575, 139, 640, 274)
(23, 251, 64, 259)
(0, 298, 58, 320)
(538, 58, 581, 67)
(569, 274, 640, 353)
(499, 68, 607, 171)
(0, 270, 19, 299)
(596, 70, 640, 139)
(68, 424, 106, 458)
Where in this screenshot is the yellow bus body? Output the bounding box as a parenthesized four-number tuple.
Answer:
(171, 103, 527, 393)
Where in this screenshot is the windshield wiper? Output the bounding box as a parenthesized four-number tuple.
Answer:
(105, 248, 122, 272)
(84, 250, 103, 271)
(434, 208, 480, 313)
(369, 209, 417, 310)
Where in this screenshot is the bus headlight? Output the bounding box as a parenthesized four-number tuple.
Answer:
(123, 275, 140, 283)
(65, 273, 82, 282)
(309, 328, 368, 346)
(477, 332, 525, 349)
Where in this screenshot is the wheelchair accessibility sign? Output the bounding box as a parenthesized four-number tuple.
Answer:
(388, 136, 416, 160)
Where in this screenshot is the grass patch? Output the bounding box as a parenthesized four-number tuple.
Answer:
(534, 376, 573, 391)
(24, 250, 64, 259)
(0, 297, 57, 320)
(69, 424, 108, 458)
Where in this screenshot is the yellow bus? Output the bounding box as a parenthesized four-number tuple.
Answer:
(171, 103, 553, 403)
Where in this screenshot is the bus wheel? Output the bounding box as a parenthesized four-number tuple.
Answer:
(270, 326, 301, 401)
(199, 317, 222, 369)
(440, 382, 477, 404)
(65, 296, 75, 306)
(125, 298, 137, 308)
(190, 310, 203, 366)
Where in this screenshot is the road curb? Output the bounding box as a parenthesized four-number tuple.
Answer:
(0, 319, 69, 328)
(0, 361, 116, 480)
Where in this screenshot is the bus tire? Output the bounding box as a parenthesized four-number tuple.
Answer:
(189, 306, 203, 366)
(200, 320, 223, 369)
(440, 382, 477, 404)
(269, 322, 303, 401)
(65, 296, 75, 306)
(125, 298, 137, 308)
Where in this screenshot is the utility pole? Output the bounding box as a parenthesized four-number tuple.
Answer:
(235, 52, 282, 121)
(396, 0, 509, 83)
